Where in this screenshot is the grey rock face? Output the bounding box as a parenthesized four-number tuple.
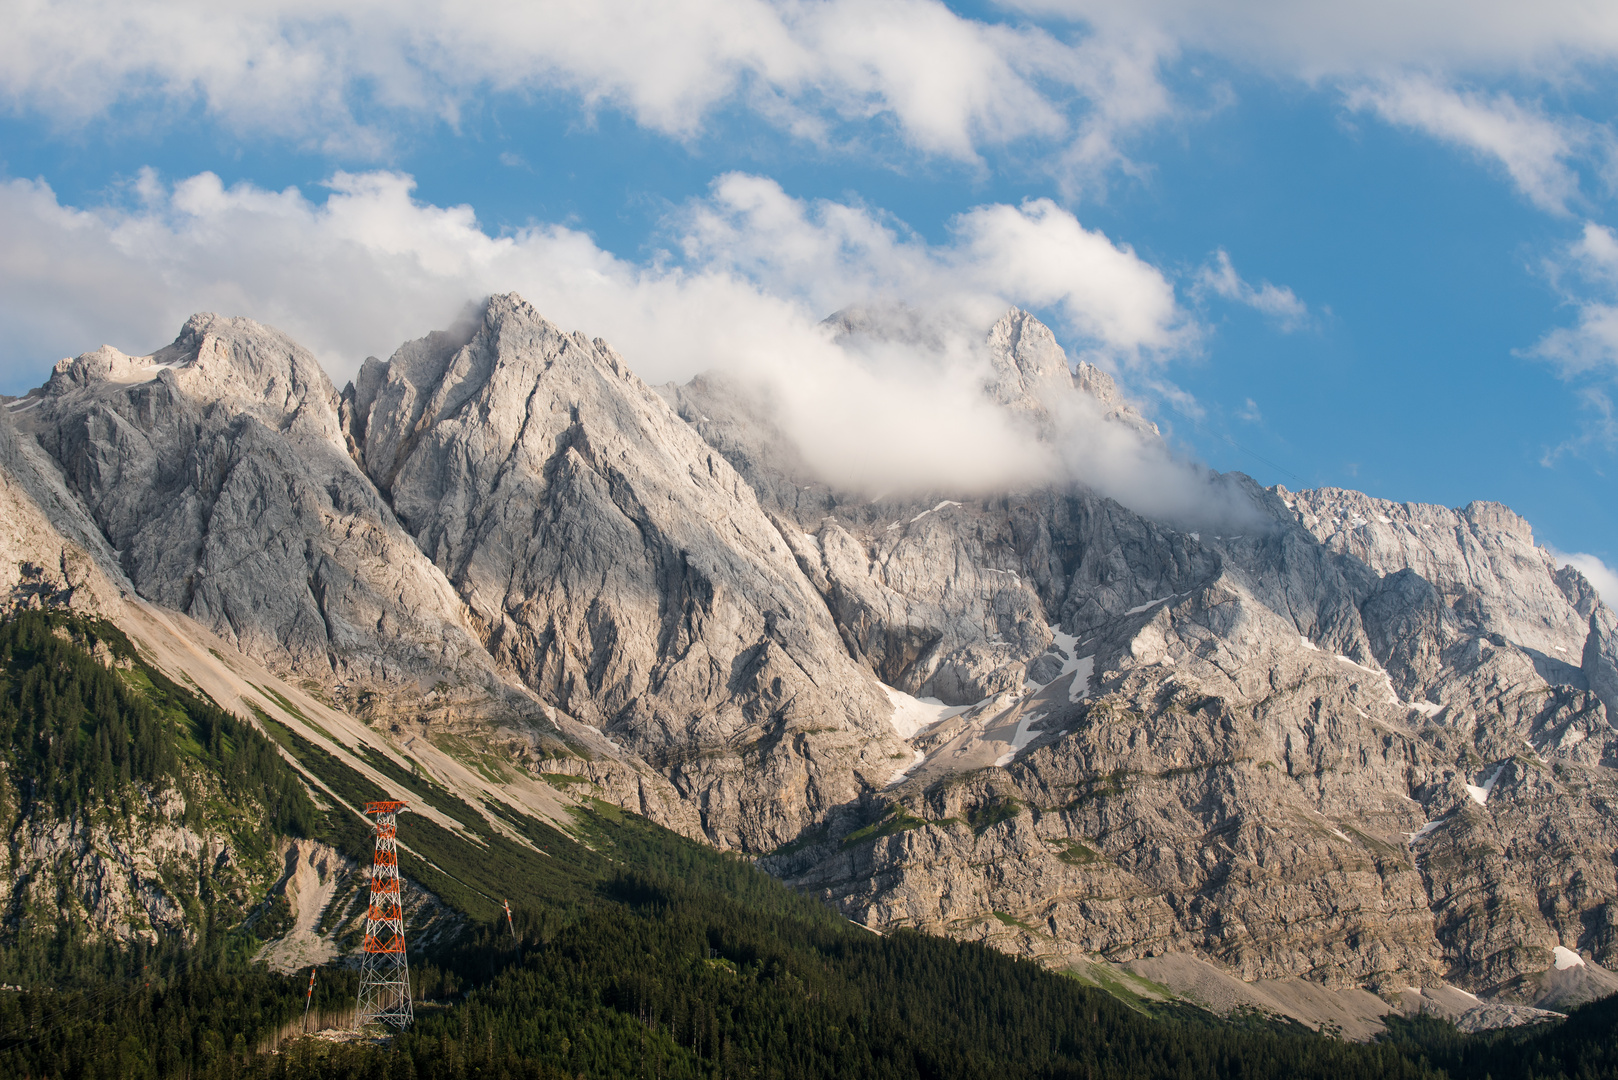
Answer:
(1584, 605, 1618, 723)
(665, 310, 1618, 997)
(1287, 489, 1593, 676)
(6, 314, 715, 839)
(983, 309, 1077, 427)
(778, 536, 1617, 994)
(346, 294, 906, 849)
(0, 404, 128, 614)
(12, 316, 521, 722)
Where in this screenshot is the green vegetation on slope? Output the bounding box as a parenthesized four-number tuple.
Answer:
(0, 610, 323, 987)
(0, 610, 314, 836)
(0, 809, 1453, 1080)
(0, 611, 1614, 1080)
(1383, 999, 1618, 1080)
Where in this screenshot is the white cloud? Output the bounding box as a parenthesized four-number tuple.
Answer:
(1531, 224, 1618, 377)
(1532, 303, 1618, 376)
(675, 174, 1190, 364)
(1192, 249, 1308, 330)
(7, 1, 1617, 212)
(0, 0, 1173, 172)
(1548, 546, 1618, 606)
(0, 167, 1233, 518)
(1346, 78, 1591, 214)
(1009, 0, 1618, 76)
(7, 0, 1618, 210)
(1570, 222, 1618, 283)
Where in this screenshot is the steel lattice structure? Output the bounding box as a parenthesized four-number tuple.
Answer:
(355, 800, 413, 1030)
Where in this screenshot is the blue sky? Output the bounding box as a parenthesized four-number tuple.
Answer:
(1, 0, 1615, 590)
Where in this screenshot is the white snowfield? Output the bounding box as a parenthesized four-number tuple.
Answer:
(882, 684, 964, 740)
(1466, 764, 1506, 806)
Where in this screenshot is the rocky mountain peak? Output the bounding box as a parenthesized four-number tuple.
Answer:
(38, 312, 342, 446)
(43, 343, 155, 390)
(981, 308, 1161, 440)
(346, 292, 906, 848)
(984, 308, 1074, 415)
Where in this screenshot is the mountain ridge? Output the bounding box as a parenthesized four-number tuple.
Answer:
(3, 293, 1616, 1028)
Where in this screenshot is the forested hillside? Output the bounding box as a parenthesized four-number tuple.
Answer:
(0, 611, 312, 833)
(0, 611, 1614, 1080)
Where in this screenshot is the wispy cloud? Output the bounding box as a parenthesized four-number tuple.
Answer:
(1346, 77, 1597, 214)
(1538, 388, 1618, 467)
(1192, 249, 1309, 331)
(1533, 304, 1618, 376)
(1531, 224, 1618, 379)
(1012, 1, 1618, 75)
(1527, 223, 1618, 468)
(1016, 3, 1618, 211)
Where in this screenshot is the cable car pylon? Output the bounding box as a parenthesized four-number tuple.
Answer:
(355, 800, 413, 1031)
(303, 966, 317, 1033)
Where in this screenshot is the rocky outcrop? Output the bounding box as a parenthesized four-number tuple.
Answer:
(1584, 604, 1618, 723)
(661, 312, 1618, 999)
(763, 480, 1618, 996)
(0, 779, 279, 948)
(11, 316, 508, 714)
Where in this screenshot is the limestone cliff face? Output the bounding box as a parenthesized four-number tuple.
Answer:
(345, 295, 905, 849)
(0, 405, 127, 616)
(4, 297, 1616, 1004)
(13, 315, 497, 706)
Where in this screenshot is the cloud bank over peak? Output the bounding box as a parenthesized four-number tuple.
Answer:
(0, 166, 1243, 520)
(679, 174, 1190, 364)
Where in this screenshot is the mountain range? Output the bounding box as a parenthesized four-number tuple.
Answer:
(4, 292, 1617, 1038)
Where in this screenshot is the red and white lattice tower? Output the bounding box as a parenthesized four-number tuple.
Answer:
(355, 800, 413, 1030)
